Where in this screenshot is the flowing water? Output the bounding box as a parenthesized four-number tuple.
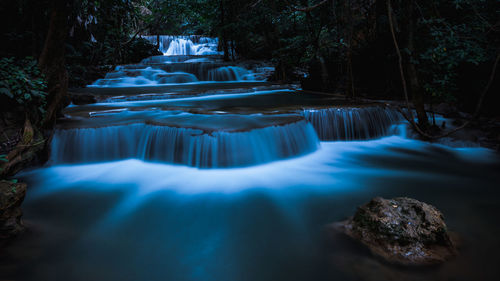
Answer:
(2, 36, 500, 281)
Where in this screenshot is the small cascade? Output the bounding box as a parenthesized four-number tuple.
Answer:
(141, 35, 221, 56)
(50, 121, 319, 168)
(302, 107, 404, 140)
(90, 64, 264, 87)
(165, 38, 196, 56)
(208, 66, 253, 81)
(91, 67, 199, 87)
(140, 56, 213, 64)
(89, 35, 267, 87)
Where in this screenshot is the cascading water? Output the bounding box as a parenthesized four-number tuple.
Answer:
(50, 120, 319, 168)
(208, 66, 254, 81)
(9, 34, 499, 281)
(302, 107, 404, 140)
(92, 67, 199, 87)
(141, 35, 222, 56)
(90, 35, 265, 87)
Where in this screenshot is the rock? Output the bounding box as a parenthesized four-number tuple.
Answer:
(69, 92, 97, 105)
(0, 181, 27, 239)
(338, 197, 458, 266)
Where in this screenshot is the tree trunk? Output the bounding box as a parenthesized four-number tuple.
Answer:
(406, 63, 428, 128)
(31, 0, 39, 58)
(38, 0, 71, 129)
(220, 0, 229, 61)
(405, 0, 428, 128)
(230, 40, 236, 61)
(346, 0, 355, 99)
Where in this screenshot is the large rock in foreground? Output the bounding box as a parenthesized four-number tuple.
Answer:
(0, 180, 27, 239)
(339, 197, 458, 266)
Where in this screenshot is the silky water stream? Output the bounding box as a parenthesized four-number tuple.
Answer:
(2, 36, 500, 281)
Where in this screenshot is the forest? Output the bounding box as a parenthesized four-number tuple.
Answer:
(1, 1, 499, 281)
(1, 1, 498, 134)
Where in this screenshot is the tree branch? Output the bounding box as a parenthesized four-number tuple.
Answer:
(284, 0, 330, 13)
(250, 0, 264, 8)
(122, 23, 152, 46)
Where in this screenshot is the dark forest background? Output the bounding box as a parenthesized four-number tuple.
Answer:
(0, 0, 499, 171)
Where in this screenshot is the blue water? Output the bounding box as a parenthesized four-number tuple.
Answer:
(4, 137, 498, 281)
(2, 36, 500, 281)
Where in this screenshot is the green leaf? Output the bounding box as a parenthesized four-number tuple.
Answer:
(0, 87, 13, 98)
(31, 90, 45, 97)
(38, 106, 46, 114)
(0, 155, 8, 162)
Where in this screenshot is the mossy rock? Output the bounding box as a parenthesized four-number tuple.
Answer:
(340, 197, 458, 266)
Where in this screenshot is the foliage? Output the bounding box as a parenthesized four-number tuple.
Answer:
(198, 0, 498, 108)
(0, 57, 47, 115)
(406, 1, 493, 102)
(0, 155, 8, 174)
(67, 0, 160, 65)
(0, 0, 498, 112)
(60, 0, 160, 86)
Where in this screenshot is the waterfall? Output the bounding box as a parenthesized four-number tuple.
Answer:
(302, 107, 404, 140)
(165, 38, 196, 56)
(50, 121, 320, 168)
(141, 35, 221, 56)
(208, 66, 253, 81)
(90, 64, 263, 87)
(88, 35, 266, 87)
(91, 67, 199, 87)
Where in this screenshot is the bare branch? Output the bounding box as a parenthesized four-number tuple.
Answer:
(250, 0, 264, 9)
(122, 23, 152, 46)
(284, 0, 330, 13)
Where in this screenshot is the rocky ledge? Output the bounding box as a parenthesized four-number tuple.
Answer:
(336, 197, 458, 266)
(0, 180, 27, 239)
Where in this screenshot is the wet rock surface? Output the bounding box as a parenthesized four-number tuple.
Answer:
(337, 197, 458, 266)
(0, 180, 27, 239)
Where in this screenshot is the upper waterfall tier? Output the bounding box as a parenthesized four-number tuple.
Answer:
(87, 35, 272, 87)
(141, 35, 222, 56)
